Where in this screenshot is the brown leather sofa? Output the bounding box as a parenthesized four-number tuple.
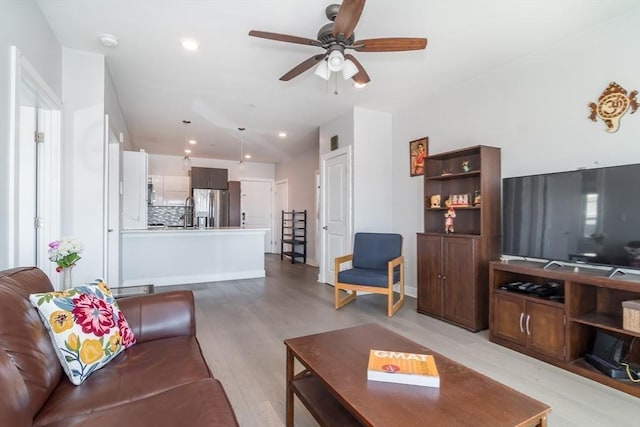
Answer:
(0, 267, 239, 427)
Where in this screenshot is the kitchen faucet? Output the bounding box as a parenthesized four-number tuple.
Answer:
(184, 196, 194, 228)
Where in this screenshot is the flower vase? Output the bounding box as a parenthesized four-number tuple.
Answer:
(62, 266, 74, 290)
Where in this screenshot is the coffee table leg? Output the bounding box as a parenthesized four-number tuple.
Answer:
(286, 348, 294, 427)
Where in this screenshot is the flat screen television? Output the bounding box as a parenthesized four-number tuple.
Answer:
(502, 163, 640, 270)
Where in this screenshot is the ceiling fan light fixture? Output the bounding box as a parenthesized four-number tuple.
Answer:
(314, 60, 331, 80)
(327, 50, 344, 72)
(342, 59, 359, 80)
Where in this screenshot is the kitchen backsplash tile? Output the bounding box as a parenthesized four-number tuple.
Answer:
(148, 206, 185, 226)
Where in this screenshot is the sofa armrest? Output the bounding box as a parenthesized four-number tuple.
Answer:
(117, 290, 195, 344)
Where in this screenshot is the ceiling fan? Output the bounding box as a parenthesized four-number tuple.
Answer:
(248, 0, 427, 85)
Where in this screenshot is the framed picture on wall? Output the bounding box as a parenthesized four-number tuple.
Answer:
(409, 137, 428, 177)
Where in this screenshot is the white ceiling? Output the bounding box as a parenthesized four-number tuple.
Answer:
(36, 0, 639, 164)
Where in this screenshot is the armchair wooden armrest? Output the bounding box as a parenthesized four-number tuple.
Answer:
(334, 253, 353, 272)
(388, 255, 404, 269)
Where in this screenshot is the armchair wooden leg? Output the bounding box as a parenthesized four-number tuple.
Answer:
(335, 287, 357, 310)
(388, 290, 405, 317)
(387, 281, 405, 317)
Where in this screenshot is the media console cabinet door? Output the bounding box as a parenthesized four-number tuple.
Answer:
(526, 301, 565, 361)
(493, 292, 527, 346)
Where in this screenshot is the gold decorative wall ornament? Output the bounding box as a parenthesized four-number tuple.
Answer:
(588, 82, 638, 132)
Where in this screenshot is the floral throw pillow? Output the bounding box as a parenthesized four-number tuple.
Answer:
(29, 280, 136, 385)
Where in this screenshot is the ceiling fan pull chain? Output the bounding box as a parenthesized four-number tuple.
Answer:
(334, 72, 339, 95)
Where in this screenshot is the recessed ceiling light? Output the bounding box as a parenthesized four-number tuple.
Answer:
(244, 154, 251, 159)
(184, 149, 191, 154)
(278, 132, 287, 138)
(188, 139, 197, 145)
(181, 38, 199, 51)
(99, 34, 119, 48)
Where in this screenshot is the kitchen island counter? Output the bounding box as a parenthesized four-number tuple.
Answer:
(121, 227, 267, 286)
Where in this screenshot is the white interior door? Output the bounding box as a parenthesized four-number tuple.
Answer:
(16, 105, 37, 266)
(274, 180, 288, 254)
(241, 179, 273, 253)
(11, 46, 61, 278)
(320, 146, 352, 284)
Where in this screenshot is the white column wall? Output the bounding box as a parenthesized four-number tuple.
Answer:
(61, 48, 106, 282)
(353, 107, 393, 233)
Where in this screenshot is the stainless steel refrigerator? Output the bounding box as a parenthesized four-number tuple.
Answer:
(193, 189, 229, 228)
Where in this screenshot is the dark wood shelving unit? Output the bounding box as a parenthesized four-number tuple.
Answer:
(489, 259, 640, 397)
(281, 210, 307, 264)
(417, 145, 501, 332)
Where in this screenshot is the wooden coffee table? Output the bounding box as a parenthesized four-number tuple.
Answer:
(285, 323, 550, 426)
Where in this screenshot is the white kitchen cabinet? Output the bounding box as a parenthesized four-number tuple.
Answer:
(163, 176, 190, 205)
(122, 150, 148, 229)
(149, 175, 190, 206)
(149, 175, 164, 206)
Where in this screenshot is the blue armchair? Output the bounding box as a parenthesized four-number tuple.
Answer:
(334, 233, 405, 317)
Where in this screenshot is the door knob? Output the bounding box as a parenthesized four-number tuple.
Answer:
(322, 226, 328, 230)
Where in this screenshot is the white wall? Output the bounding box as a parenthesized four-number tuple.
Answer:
(0, 0, 61, 270)
(148, 154, 275, 181)
(353, 107, 393, 232)
(275, 144, 320, 265)
(61, 48, 106, 282)
(392, 7, 640, 297)
(319, 110, 354, 156)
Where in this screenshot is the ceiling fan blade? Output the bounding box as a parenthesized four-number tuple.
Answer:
(332, 0, 365, 40)
(249, 30, 321, 47)
(344, 54, 370, 85)
(280, 54, 327, 81)
(353, 38, 428, 52)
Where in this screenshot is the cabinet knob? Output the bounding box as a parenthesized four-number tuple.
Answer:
(437, 274, 441, 279)
(442, 275, 446, 280)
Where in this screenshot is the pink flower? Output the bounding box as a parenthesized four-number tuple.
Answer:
(118, 312, 136, 348)
(48, 240, 60, 249)
(72, 293, 115, 337)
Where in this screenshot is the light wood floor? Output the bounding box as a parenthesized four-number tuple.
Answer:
(162, 255, 640, 427)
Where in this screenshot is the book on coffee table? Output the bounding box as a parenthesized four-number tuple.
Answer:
(367, 349, 440, 387)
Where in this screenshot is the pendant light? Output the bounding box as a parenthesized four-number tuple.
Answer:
(238, 127, 246, 170)
(182, 120, 192, 171)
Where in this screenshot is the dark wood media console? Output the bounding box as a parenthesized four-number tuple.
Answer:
(489, 260, 640, 397)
